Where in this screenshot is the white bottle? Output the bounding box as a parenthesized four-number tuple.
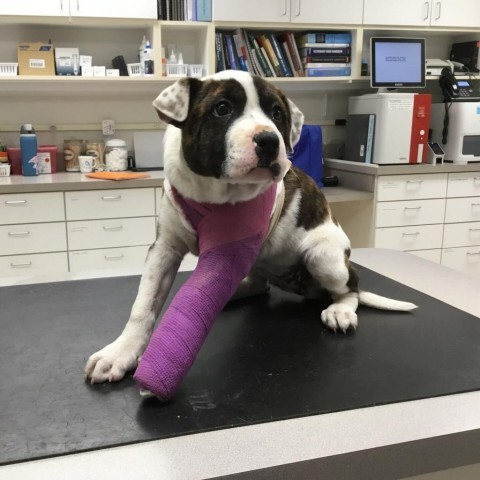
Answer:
(139, 35, 147, 64)
(143, 41, 154, 76)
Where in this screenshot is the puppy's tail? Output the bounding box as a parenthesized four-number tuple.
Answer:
(358, 291, 417, 311)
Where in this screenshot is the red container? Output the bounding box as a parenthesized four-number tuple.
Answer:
(7, 145, 58, 175)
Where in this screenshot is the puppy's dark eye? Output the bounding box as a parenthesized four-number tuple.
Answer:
(272, 106, 283, 122)
(213, 101, 232, 117)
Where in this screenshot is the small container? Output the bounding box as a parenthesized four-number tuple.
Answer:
(85, 140, 105, 169)
(105, 139, 128, 171)
(0, 164, 11, 177)
(63, 139, 84, 172)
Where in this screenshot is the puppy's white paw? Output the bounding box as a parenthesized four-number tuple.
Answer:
(321, 303, 358, 333)
(85, 338, 141, 384)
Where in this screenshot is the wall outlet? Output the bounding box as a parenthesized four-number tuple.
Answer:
(102, 119, 115, 136)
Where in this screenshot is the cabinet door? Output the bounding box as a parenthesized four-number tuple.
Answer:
(0, 1, 65, 16)
(363, 0, 430, 26)
(292, 0, 363, 24)
(431, 0, 480, 28)
(212, 0, 290, 22)
(74, 0, 157, 19)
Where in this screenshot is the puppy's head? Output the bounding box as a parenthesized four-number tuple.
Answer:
(153, 70, 304, 184)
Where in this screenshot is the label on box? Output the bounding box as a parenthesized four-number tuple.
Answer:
(82, 66, 94, 77)
(29, 59, 46, 69)
(36, 152, 52, 174)
(93, 66, 106, 77)
(80, 55, 92, 67)
(106, 69, 120, 77)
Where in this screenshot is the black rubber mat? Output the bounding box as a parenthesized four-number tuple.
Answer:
(1, 264, 479, 465)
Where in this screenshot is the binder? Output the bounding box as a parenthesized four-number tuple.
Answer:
(345, 114, 376, 163)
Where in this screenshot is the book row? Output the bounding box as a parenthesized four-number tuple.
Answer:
(215, 30, 352, 78)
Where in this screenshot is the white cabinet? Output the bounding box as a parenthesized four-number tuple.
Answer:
(364, 0, 431, 26)
(212, 0, 363, 24)
(364, 0, 480, 28)
(0, 0, 157, 20)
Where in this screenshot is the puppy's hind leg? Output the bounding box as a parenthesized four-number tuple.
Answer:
(302, 225, 359, 333)
(230, 272, 270, 301)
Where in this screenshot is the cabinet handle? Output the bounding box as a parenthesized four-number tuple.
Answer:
(469, 228, 480, 232)
(10, 261, 33, 268)
(435, 1, 441, 20)
(406, 180, 423, 184)
(101, 195, 122, 201)
(451, 178, 468, 181)
(423, 1, 429, 20)
(467, 251, 480, 256)
(5, 200, 27, 205)
(471, 203, 480, 207)
(60, 0, 63, 11)
(77, 0, 80, 11)
(474, 177, 480, 183)
(103, 225, 123, 231)
(8, 231, 30, 237)
(295, 0, 301, 17)
(404, 206, 422, 210)
(104, 254, 125, 260)
(402, 232, 420, 236)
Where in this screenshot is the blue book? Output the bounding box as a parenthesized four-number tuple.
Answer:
(298, 32, 351, 44)
(299, 46, 351, 56)
(304, 66, 351, 77)
(224, 34, 240, 70)
(215, 32, 225, 72)
(267, 33, 293, 77)
(195, 0, 211, 21)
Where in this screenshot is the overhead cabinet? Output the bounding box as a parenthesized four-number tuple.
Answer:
(0, 0, 158, 19)
(212, 0, 364, 25)
(363, 0, 480, 28)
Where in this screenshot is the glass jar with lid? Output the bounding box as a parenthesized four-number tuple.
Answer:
(105, 139, 128, 171)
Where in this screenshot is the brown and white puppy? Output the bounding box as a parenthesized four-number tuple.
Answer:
(85, 70, 416, 386)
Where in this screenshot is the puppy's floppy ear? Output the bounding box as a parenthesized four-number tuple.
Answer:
(152, 77, 202, 128)
(288, 99, 304, 149)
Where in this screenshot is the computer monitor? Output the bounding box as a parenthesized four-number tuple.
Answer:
(370, 37, 426, 89)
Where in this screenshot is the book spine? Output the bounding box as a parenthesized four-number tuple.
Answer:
(303, 56, 351, 63)
(233, 31, 251, 73)
(196, 0, 211, 21)
(365, 115, 375, 164)
(267, 33, 292, 77)
(282, 41, 299, 77)
(298, 42, 350, 49)
(302, 62, 350, 68)
(222, 34, 231, 70)
(300, 32, 351, 44)
(299, 46, 351, 56)
(225, 34, 240, 70)
(284, 32, 304, 76)
(304, 66, 351, 77)
(247, 33, 272, 77)
(258, 35, 282, 76)
(215, 32, 225, 72)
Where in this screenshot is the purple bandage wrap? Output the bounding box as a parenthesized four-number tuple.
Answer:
(133, 184, 276, 400)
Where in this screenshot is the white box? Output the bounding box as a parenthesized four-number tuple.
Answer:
(93, 66, 106, 77)
(81, 66, 94, 77)
(106, 69, 120, 77)
(80, 55, 92, 67)
(55, 47, 80, 76)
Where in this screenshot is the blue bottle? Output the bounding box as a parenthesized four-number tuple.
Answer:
(20, 124, 38, 176)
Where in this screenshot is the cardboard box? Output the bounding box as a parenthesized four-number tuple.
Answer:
(17, 42, 55, 76)
(55, 47, 80, 76)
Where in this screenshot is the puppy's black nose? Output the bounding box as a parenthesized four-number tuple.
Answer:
(254, 131, 279, 167)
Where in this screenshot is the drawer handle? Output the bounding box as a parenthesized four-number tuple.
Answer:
(402, 232, 420, 236)
(404, 206, 422, 210)
(469, 228, 480, 232)
(101, 195, 122, 201)
(471, 203, 480, 208)
(467, 251, 480, 256)
(474, 177, 480, 183)
(406, 180, 424, 184)
(104, 254, 125, 260)
(10, 261, 33, 268)
(8, 231, 30, 237)
(5, 200, 27, 205)
(103, 225, 123, 231)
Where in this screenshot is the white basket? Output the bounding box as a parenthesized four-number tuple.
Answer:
(0, 164, 11, 177)
(166, 63, 189, 77)
(188, 64, 203, 78)
(127, 63, 143, 76)
(0, 63, 18, 76)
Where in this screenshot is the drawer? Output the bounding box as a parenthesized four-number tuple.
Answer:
(406, 249, 441, 264)
(69, 246, 149, 273)
(0, 192, 64, 225)
(443, 221, 480, 248)
(441, 247, 480, 279)
(447, 172, 480, 198)
(65, 188, 155, 220)
(0, 252, 68, 279)
(376, 174, 448, 201)
(0, 223, 67, 256)
(67, 217, 156, 251)
(374, 224, 443, 251)
(375, 199, 445, 227)
(444, 197, 480, 223)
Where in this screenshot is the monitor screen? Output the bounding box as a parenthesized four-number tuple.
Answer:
(371, 37, 426, 88)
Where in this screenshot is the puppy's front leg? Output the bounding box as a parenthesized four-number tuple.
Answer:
(85, 236, 185, 384)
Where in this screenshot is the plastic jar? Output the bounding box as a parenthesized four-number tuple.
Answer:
(105, 139, 128, 171)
